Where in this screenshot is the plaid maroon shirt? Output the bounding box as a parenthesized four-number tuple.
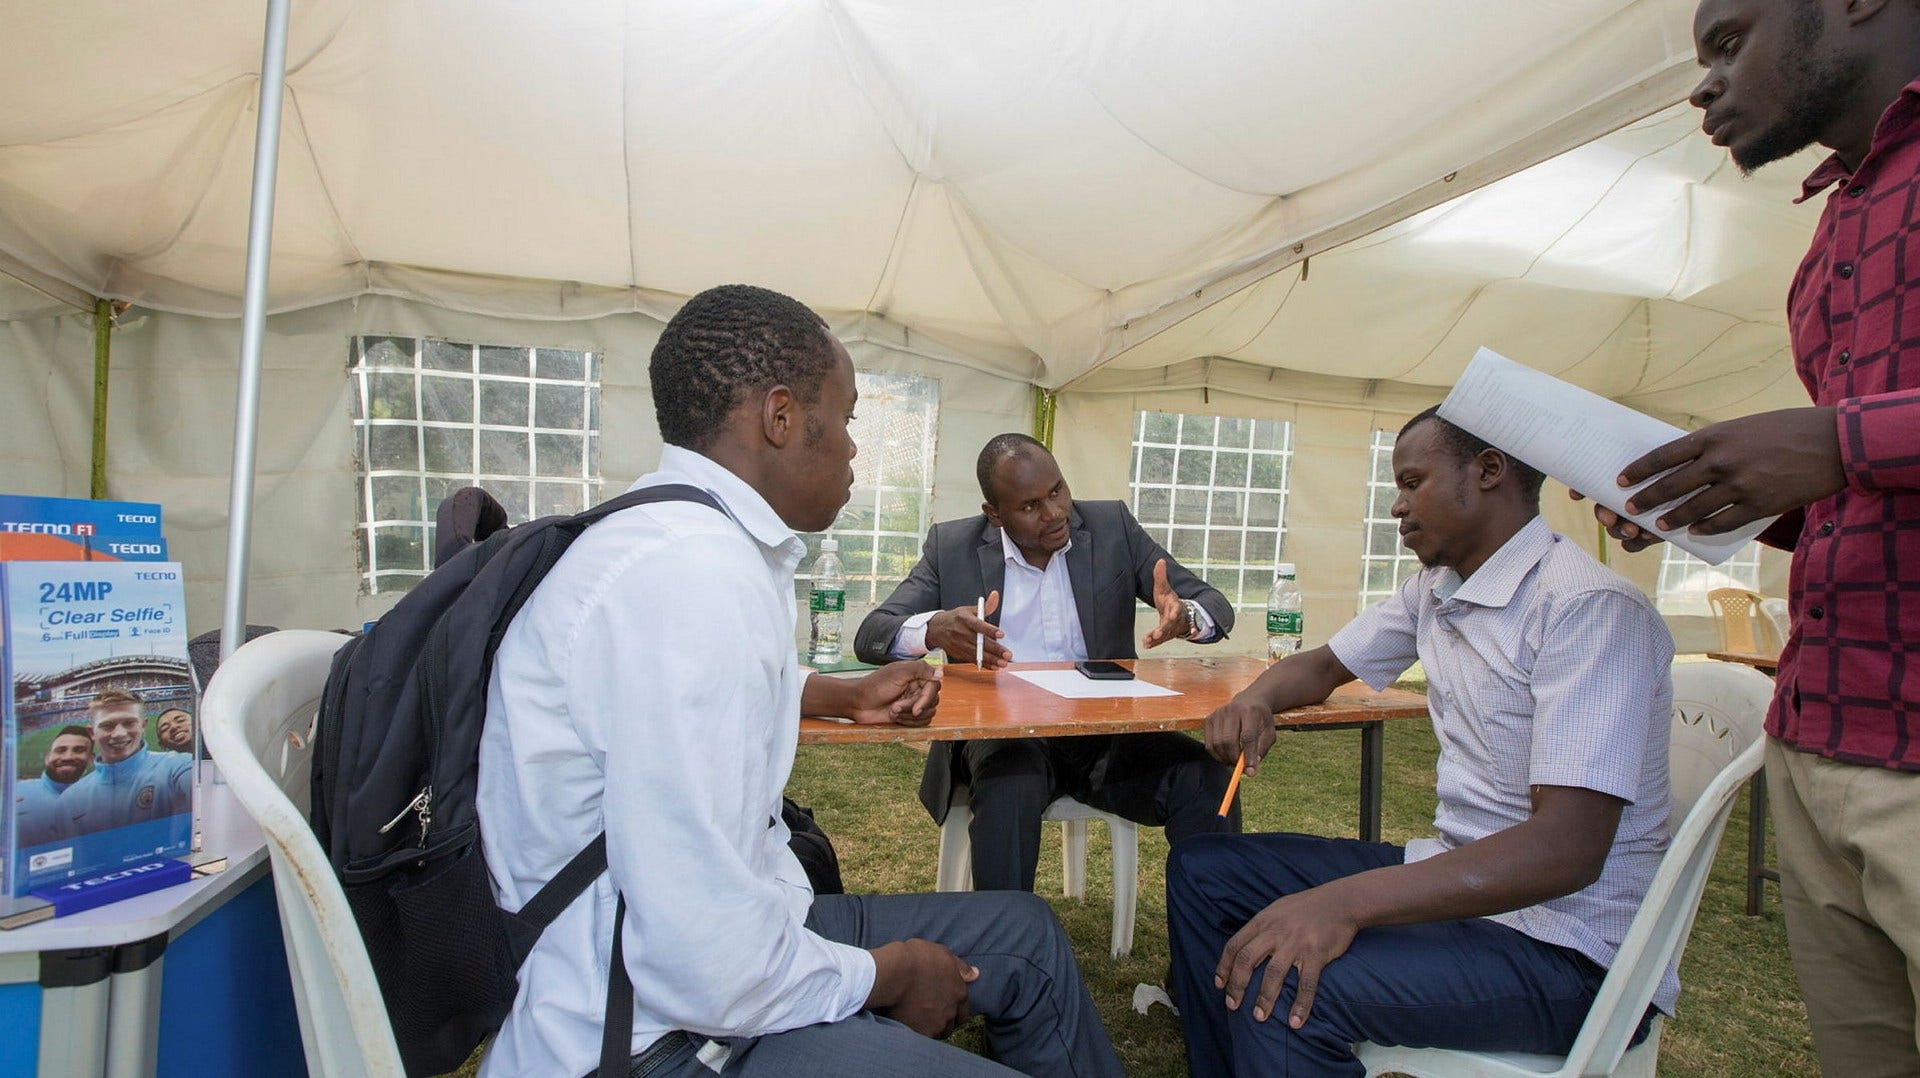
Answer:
(1761, 78, 1920, 771)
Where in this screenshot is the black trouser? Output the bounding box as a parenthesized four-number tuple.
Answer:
(961, 731, 1241, 891)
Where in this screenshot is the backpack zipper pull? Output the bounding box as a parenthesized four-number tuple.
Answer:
(415, 786, 433, 847)
(380, 787, 432, 839)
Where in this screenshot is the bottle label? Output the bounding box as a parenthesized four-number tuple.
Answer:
(809, 589, 846, 613)
(1267, 611, 1303, 635)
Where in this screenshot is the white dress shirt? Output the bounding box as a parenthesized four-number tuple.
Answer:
(890, 528, 1216, 661)
(1327, 516, 1680, 1013)
(478, 446, 874, 1077)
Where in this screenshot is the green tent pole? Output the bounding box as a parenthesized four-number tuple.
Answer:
(1032, 387, 1057, 450)
(90, 298, 111, 499)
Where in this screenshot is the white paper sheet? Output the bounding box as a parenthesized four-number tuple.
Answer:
(1006, 669, 1183, 699)
(1437, 348, 1775, 564)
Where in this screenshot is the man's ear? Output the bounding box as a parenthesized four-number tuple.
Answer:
(1477, 448, 1509, 490)
(761, 385, 798, 448)
(1846, 0, 1893, 27)
(981, 500, 1002, 528)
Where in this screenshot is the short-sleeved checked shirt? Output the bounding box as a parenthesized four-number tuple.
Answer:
(1764, 78, 1920, 771)
(1329, 517, 1679, 1012)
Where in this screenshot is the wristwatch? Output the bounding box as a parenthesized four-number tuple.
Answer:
(1181, 598, 1205, 641)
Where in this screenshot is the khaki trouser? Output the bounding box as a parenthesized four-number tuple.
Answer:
(1767, 737, 1920, 1077)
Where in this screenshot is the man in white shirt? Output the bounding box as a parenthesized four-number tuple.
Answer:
(478, 285, 1123, 1078)
(1170, 407, 1674, 1076)
(853, 435, 1240, 892)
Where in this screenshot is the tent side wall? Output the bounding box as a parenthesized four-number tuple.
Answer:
(0, 300, 1031, 638)
(1, 302, 1785, 655)
(1053, 386, 1789, 656)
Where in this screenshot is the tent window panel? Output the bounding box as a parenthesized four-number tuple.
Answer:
(877, 488, 922, 534)
(534, 433, 583, 478)
(493, 481, 533, 523)
(1655, 544, 1763, 616)
(350, 335, 602, 595)
(1137, 446, 1175, 485)
(535, 383, 587, 429)
(420, 375, 473, 423)
(536, 347, 587, 380)
(422, 339, 472, 372)
(477, 345, 531, 377)
(423, 427, 472, 473)
(1358, 430, 1423, 611)
(1130, 410, 1293, 610)
(1175, 449, 1213, 486)
(479, 430, 531, 476)
(360, 336, 418, 370)
(370, 476, 423, 523)
(479, 381, 530, 426)
(797, 371, 941, 609)
(533, 481, 585, 519)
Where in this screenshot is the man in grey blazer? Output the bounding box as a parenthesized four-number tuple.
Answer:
(855, 433, 1242, 891)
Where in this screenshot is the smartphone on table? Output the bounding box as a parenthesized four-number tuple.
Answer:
(1073, 659, 1134, 680)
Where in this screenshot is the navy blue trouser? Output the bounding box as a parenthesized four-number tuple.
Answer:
(963, 731, 1240, 891)
(1167, 832, 1633, 1077)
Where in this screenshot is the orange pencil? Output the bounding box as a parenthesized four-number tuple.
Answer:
(1217, 751, 1245, 817)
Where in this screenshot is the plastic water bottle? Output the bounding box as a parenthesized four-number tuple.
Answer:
(808, 539, 847, 665)
(1266, 563, 1303, 663)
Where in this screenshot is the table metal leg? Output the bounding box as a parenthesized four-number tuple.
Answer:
(38, 947, 112, 1078)
(1360, 721, 1384, 843)
(105, 934, 166, 1078)
(1746, 773, 1775, 916)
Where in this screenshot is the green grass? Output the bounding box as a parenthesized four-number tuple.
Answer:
(786, 722, 1816, 1077)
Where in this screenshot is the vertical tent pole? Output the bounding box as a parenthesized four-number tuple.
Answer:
(1032, 387, 1058, 450)
(219, 0, 293, 661)
(89, 298, 111, 499)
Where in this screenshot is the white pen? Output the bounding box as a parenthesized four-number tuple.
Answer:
(976, 595, 986, 667)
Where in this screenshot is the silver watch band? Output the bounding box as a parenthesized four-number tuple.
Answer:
(1181, 598, 1205, 641)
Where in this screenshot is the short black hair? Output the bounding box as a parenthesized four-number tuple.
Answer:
(650, 285, 838, 451)
(976, 432, 1049, 502)
(54, 725, 92, 742)
(1399, 406, 1545, 503)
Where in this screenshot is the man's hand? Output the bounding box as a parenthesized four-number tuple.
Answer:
(866, 938, 979, 1039)
(1569, 490, 1664, 553)
(1141, 559, 1195, 649)
(1616, 408, 1844, 535)
(925, 590, 1011, 668)
(1204, 693, 1277, 777)
(1214, 889, 1358, 1029)
(846, 661, 942, 726)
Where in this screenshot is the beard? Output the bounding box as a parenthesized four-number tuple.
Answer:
(1735, 13, 1868, 173)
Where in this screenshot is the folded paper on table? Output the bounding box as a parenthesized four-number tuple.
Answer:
(1008, 669, 1182, 699)
(1438, 348, 1776, 564)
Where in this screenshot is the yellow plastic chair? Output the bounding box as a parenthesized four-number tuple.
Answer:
(1706, 588, 1778, 653)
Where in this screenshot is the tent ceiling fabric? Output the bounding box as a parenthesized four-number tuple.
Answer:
(0, 0, 1814, 411)
(1086, 103, 1826, 423)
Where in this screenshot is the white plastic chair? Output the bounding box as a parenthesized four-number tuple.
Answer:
(1354, 660, 1773, 1078)
(935, 787, 1139, 958)
(201, 630, 406, 1077)
(1760, 597, 1790, 652)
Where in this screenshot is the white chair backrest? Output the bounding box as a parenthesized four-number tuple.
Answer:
(1555, 660, 1771, 1076)
(1666, 661, 1774, 821)
(1759, 598, 1790, 654)
(201, 630, 405, 1078)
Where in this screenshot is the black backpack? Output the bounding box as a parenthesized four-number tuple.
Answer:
(311, 485, 724, 1077)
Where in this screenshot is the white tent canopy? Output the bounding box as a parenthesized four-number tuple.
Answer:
(0, 0, 1817, 643)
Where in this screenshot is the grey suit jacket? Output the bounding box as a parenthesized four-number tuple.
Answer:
(852, 500, 1234, 822)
